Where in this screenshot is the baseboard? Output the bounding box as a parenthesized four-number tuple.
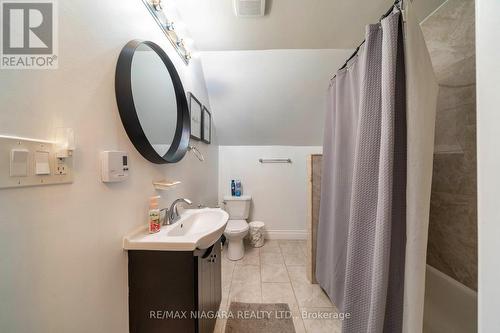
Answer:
(263, 229, 308, 240)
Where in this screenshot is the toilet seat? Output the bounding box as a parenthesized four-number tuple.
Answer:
(225, 220, 249, 234)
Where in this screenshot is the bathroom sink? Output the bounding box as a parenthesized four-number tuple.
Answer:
(123, 208, 229, 251)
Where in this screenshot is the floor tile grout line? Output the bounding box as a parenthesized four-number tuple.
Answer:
(227, 240, 309, 332)
(257, 244, 263, 303)
(280, 240, 308, 333)
(225, 240, 339, 332)
(220, 245, 235, 333)
(225, 245, 235, 310)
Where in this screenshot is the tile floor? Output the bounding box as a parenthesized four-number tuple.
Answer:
(214, 240, 342, 333)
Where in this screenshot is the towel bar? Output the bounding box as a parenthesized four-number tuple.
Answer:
(258, 158, 292, 164)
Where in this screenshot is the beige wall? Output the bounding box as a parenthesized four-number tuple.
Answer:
(0, 1, 218, 332)
(477, 0, 500, 330)
(421, 0, 477, 290)
(218, 146, 322, 238)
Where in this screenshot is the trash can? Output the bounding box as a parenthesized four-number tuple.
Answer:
(248, 221, 265, 248)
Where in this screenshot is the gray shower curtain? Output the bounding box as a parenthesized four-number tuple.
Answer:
(316, 9, 406, 333)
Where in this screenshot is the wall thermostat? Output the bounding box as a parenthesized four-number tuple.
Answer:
(100, 151, 129, 183)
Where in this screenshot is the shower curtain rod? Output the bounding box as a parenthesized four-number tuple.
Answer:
(330, 0, 402, 81)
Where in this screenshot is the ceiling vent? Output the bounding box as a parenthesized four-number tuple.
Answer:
(234, 0, 265, 17)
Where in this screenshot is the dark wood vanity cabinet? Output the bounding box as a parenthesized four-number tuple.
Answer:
(128, 240, 222, 333)
(197, 243, 222, 333)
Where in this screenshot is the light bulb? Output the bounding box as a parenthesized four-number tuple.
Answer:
(184, 38, 194, 47)
(165, 21, 175, 31)
(151, 0, 162, 11)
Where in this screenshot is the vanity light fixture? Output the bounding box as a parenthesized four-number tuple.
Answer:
(151, 0, 162, 10)
(142, 0, 192, 65)
(183, 38, 194, 47)
(165, 21, 175, 31)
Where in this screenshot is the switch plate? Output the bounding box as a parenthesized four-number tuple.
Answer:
(0, 136, 73, 189)
(10, 149, 29, 176)
(35, 151, 50, 175)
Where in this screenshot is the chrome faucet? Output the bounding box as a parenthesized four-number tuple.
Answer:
(164, 198, 192, 225)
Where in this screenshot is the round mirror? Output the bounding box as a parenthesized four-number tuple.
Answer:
(115, 40, 190, 164)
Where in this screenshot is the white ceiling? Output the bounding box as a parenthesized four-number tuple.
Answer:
(201, 49, 352, 145)
(173, 0, 446, 51)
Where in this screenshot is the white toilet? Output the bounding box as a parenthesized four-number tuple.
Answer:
(223, 195, 252, 261)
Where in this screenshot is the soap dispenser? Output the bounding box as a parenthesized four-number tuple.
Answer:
(148, 196, 161, 234)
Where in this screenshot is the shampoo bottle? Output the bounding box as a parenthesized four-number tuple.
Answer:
(148, 196, 161, 234)
(235, 180, 242, 197)
(231, 180, 236, 196)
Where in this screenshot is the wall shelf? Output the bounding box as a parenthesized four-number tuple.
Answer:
(153, 180, 181, 191)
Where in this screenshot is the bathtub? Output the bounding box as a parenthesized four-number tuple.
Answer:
(423, 264, 477, 333)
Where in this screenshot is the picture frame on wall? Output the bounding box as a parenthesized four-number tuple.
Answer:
(188, 92, 202, 140)
(202, 106, 211, 144)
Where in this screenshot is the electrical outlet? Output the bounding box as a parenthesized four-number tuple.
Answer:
(55, 159, 68, 175)
(56, 165, 67, 175)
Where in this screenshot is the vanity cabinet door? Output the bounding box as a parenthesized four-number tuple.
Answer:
(197, 250, 212, 333)
(197, 240, 222, 333)
(211, 242, 222, 312)
(128, 250, 196, 333)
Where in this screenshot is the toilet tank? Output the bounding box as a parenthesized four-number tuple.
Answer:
(223, 195, 252, 220)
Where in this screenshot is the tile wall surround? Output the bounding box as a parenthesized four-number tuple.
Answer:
(421, 0, 477, 290)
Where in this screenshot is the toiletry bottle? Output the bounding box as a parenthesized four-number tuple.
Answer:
(231, 180, 236, 196)
(235, 180, 242, 197)
(148, 196, 161, 234)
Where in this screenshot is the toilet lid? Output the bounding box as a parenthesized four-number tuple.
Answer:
(225, 220, 248, 233)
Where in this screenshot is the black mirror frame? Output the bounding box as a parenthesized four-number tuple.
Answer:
(115, 39, 190, 164)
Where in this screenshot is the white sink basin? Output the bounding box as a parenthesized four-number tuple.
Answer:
(123, 208, 229, 251)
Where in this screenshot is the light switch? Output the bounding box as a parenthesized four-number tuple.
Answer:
(35, 151, 50, 175)
(10, 149, 29, 177)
